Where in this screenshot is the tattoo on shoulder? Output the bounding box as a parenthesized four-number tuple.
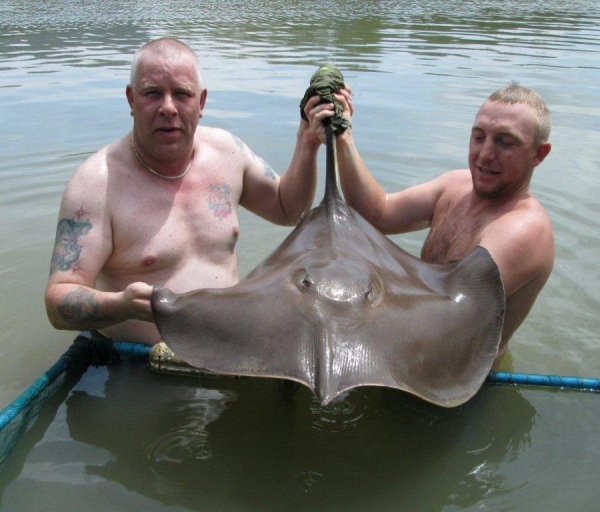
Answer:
(208, 183, 233, 221)
(228, 133, 276, 180)
(58, 286, 102, 324)
(50, 212, 92, 275)
(230, 133, 245, 151)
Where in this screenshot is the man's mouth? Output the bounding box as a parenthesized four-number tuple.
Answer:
(478, 167, 499, 176)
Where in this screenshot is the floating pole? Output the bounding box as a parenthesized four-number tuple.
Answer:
(0, 340, 152, 432)
(486, 371, 600, 391)
(2, 341, 598, 435)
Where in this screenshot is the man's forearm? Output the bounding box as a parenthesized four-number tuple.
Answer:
(335, 131, 388, 226)
(278, 129, 321, 225)
(46, 284, 126, 331)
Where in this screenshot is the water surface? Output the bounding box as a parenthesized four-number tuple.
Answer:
(1, 1, 599, 510)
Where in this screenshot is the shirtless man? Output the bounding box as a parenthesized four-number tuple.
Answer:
(325, 83, 554, 358)
(45, 38, 331, 345)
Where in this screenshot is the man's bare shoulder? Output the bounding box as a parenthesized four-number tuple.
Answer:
(492, 193, 553, 237)
(68, 137, 128, 186)
(499, 197, 553, 252)
(425, 169, 474, 210)
(481, 194, 554, 289)
(419, 168, 472, 205)
(197, 125, 246, 153)
(435, 168, 472, 192)
(60, 137, 133, 219)
(63, 146, 108, 202)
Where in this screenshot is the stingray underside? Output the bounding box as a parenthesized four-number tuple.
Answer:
(152, 193, 504, 407)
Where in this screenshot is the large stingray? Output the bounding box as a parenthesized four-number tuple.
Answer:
(152, 125, 505, 407)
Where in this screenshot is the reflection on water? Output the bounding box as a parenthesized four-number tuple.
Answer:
(1, 0, 600, 510)
(0, 362, 544, 511)
(142, 388, 227, 496)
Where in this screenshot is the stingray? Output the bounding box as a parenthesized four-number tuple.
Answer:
(152, 124, 505, 407)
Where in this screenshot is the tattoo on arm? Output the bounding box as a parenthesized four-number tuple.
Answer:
(252, 152, 277, 180)
(231, 133, 245, 151)
(263, 160, 277, 181)
(57, 286, 103, 325)
(232, 131, 278, 181)
(50, 216, 92, 275)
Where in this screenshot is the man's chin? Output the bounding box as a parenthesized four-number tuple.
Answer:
(473, 184, 505, 200)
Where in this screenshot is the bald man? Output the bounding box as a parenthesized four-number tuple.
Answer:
(45, 38, 332, 344)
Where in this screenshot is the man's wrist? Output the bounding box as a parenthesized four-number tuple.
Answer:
(297, 126, 322, 149)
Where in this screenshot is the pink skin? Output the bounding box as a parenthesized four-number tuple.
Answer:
(468, 101, 550, 201)
(126, 50, 207, 174)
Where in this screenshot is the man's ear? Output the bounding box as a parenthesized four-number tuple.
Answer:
(533, 142, 551, 168)
(198, 88, 208, 119)
(126, 85, 134, 110)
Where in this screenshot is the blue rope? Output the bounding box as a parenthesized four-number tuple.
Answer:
(1, 341, 598, 434)
(114, 340, 153, 360)
(0, 341, 152, 432)
(486, 371, 600, 391)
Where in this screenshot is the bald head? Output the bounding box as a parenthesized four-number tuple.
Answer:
(130, 38, 203, 90)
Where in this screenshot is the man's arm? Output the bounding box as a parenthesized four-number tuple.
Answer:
(480, 208, 555, 299)
(479, 207, 554, 350)
(239, 96, 332, 226)
(332, 91, 448, 234)
(45, 154, 153, 331)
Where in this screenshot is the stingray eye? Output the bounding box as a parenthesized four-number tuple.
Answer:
(365, 281, 382, 305)
(296, 269, 313, 291)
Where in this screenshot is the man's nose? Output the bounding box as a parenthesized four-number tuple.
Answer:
(159, 94, 177, 116)
(479, 138, 495, 161)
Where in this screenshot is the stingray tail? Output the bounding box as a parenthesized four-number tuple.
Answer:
(324, 122, 342, 209)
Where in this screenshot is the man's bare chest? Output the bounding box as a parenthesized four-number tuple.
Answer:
(420, 198, 484, 264)
(106, 177, 242, 274)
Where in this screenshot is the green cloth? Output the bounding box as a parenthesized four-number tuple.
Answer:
(299, 65, 350, 134)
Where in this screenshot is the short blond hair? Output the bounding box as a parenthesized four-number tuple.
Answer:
(487, 82, 551, 147)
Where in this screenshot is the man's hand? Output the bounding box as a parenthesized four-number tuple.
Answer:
(333, 87, 354, 132)
(122, 281, 155, 322)
(301, 86, 354, 145)
(299, 95, 337, 145)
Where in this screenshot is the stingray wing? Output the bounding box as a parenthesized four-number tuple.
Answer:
(152, 275, 321, 387)
(152, 244, 503, 407)
(313, 246, 504, 407)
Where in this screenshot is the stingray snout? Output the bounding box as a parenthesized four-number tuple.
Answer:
(151, 286, 177, 316)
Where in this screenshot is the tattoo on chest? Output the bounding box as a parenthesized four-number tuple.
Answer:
(208, 183, 232, 221)
(50, 216, 92, 274)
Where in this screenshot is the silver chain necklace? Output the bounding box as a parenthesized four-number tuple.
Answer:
(131, 136, 194, 181)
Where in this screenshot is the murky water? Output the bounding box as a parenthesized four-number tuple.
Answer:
(1, 1, 599, 510)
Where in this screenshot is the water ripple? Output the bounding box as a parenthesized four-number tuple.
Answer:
(292, 470, 325, 494)
(144, 427, 213, 495)
(309, 389, 371, 433)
